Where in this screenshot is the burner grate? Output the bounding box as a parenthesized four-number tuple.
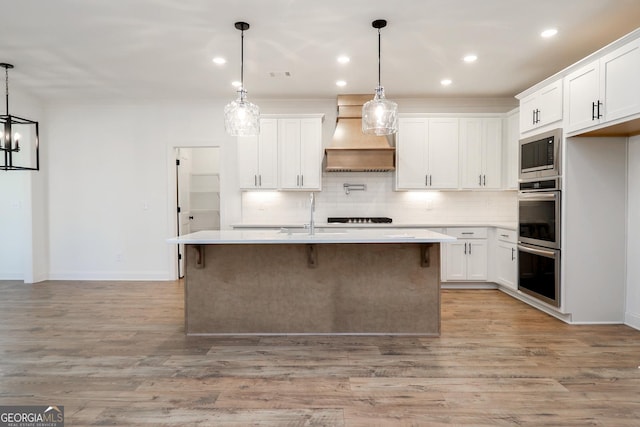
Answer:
(327, 217, 392, 224)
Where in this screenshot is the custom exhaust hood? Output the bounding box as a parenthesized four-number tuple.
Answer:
(324, 95, 396, 172)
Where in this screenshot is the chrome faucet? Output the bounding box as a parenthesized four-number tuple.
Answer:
(307, 192, 316, 235)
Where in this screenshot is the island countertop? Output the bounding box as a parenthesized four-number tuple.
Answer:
(168, 229, 456, 245)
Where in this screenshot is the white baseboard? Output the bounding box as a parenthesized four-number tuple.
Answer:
(441, 282, 498, 290)
(625, 311, 640, 331)
(48, 270, 174, 281)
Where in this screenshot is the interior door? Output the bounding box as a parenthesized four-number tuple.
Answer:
(176, 148, 192, 278)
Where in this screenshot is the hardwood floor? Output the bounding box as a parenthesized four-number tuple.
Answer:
(0, 280, 639, 426)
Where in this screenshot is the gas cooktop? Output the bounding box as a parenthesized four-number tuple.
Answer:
(327, 217, 392, 224)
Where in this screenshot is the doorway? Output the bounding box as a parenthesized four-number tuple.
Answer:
(175, 147, 220, 278)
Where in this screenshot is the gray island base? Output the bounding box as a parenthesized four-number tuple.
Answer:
(169, 229, 455, 336)
(184, 241, 441, 336)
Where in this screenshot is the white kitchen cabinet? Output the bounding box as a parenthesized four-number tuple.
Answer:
(565, 38, 640, 134)
(396, 117, 459, 189)
(279, 117, 323, 190)
(460, 118, 503, 189)
(504, 109, 519, 189)
(237, 118, 278, 189)
(442, 228, 488, 281)
(519, 80, 563, 134)
(495, 228, 517, 290)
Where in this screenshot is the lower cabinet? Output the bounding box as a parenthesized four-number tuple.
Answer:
(442, 228, 488, 281)
(494, 228, 518, 290)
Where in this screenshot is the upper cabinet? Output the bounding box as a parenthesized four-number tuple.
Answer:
(519, 80, 563, 134)
(237, 115, 323, 191)
(504, 109, 519, 190)
(278, 117, 323, 190)
(460, 118, 503, 189)
(237, 118, 279, 190)
(396, 117, 459, 190)
(565, 38, 640, 134)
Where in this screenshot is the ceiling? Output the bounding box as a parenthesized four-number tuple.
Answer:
(2, 0, 640, 103)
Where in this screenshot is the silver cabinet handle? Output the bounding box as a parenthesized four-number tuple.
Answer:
(464, 242, 467, 254)
(479, 174, 482, 186)
(511, 247, 515, 261)
(429, 175, 432, 186)
(297, 175, 300, 186)
(501, 234, 509, 238)
(483, 175, 486, 186)
(461, 232, 474, 235)
(254, 175, 257, 186)
(469, 243, 472, 255)
(425, 174, 429, 187)
(301, 175, 304, 187)
(259, 175, 262, 186)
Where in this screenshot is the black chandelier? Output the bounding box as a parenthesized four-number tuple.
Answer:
(1, 63, 40, 171)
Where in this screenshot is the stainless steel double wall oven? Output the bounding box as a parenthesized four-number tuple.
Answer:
(517, 128, 562, 307)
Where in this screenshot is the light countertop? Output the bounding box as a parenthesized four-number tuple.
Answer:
(168, 229, 456, 245)
(232, 222, 517, 231)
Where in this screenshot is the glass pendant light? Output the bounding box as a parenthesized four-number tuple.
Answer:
(224, 22, 260, 136)
(362, 19, 398, 136)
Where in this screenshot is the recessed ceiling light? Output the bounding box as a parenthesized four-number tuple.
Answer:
(212, 57, 227, 65)
(336, 80, 347, 87)
(231, 81, 242, 87)
(463, 54, 477, 63)
(541, 28, 558, 38)
(337, 55, 350, 64)
(441, 79, 452, 86)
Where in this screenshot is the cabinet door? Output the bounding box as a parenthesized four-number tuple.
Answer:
(482, 118, 503, 189)
(428, 118, 459, 189)
(298, 118, 322, 190)
(466, 240, 488, 281)
(519, 94, 538, 134)
(257, 119, 279, 189)
(601, 39, 640, 123)
(460, 119, 483, 189)
(396, 118, 429, 189)
(496, 241, 517, 290)
(505, 110, 519, 189)
(237, 135, 259, 189)
(278, 119, 302, 189)
(537, 80, 563, 127)
(443, 241, 468, 281)
(565, 60, 600, 133)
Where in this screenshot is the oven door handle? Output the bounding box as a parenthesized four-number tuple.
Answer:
(518, 192, 557, 199)
(517, 244, 557, 258)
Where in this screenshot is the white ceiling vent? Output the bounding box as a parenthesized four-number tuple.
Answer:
(269, 71, 292, 78)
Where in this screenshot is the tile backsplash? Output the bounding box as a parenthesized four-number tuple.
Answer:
(241, 173, 517, 225)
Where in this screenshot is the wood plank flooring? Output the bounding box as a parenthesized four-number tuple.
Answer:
(0, 280, 639, 426)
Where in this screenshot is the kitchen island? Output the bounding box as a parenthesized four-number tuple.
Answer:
(169, 229, 455, 336)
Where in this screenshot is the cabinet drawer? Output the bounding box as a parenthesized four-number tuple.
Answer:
(445, 227, 487, 239)
(496, 228, 517, 243)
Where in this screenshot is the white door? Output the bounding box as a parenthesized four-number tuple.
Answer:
(176, 148, 192, 278)
(482, 118, 503, 189)
(565, 60, 600, 133)
(396, 118, 428, 189)
(601, 39, 640, 123)
(428, 118, 459, 189)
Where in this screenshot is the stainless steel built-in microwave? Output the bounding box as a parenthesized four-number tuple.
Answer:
(519, 128, 562, 180)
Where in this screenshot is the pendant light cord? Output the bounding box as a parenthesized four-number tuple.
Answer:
(4, 67, 8, 115)
(240, 29, 245, 90)
(377, 27, 381, 87)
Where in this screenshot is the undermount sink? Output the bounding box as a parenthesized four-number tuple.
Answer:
(278, 228, 347, 235)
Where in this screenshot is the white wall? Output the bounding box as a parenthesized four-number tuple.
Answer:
(45, 100, 238, 280)
(0, 88, 47, 282)
(37, 96, 516, 281)
(627, 135, 640, 329)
